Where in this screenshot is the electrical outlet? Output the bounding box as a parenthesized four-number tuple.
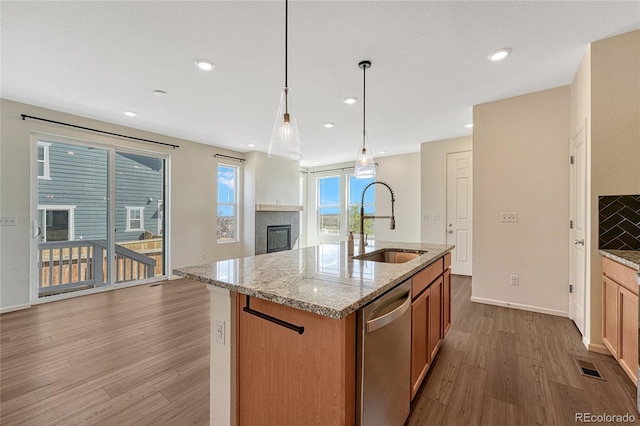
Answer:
(510, 275, 519, 286)
(201, 252, 207, 260)
(0, 217, 16, 226)
(501, 212, 518, 223)
(433, 214, 441, 220)
(215, 320, 225, 344)
(422, 214, 430, 221)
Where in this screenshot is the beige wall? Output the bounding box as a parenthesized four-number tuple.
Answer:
(0, 99, 244, 311)
(420, 136, 473, 244)
(373, 153, 421, 243)
(588, 30, 640, 346)
(472, 86, 571, 315)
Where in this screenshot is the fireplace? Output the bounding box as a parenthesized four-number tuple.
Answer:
(267, 225, 291, 253)
(255, 211, 299, 255)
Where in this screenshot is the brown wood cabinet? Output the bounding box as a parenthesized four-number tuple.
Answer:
(411, 285, 430, 398)
(443, 268, 452, 335)
(410, 253, 452, 400)
(601, 256, 638, 385)
(236, 251, 454, 423)
(237, 294, 356, 426)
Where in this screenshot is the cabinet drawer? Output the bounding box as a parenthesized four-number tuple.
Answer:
(603, 257, 638, 295)
(444, 252, 451, 270)
(412, 258, 443, 298)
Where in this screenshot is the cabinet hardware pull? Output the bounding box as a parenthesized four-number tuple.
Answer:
(243, 296, 305, 335)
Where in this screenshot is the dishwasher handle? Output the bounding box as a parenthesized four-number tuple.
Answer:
(366, 292, 411, 333)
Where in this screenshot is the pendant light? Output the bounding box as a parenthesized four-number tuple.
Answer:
(268, 0, 302, 161)
(354, 60, 376, 178)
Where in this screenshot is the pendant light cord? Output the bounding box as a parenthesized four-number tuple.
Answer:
(284, 0, 289, 115)
(285, 0, 288, 88)
(362, 64, 366, 149)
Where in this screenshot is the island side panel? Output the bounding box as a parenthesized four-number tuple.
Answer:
(237, 294, 356, 426)
(208, 286, 238, 426)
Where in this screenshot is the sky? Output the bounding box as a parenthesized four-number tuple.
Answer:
(319, 175, 375, 214)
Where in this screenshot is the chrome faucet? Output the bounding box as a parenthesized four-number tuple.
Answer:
(359, 181, 396, 252)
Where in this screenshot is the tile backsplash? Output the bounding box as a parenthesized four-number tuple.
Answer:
(599, 195, 640, 250)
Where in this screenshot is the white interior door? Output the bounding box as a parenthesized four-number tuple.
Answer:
(446, 151, 473, 276)
(569, 123, 587, 335)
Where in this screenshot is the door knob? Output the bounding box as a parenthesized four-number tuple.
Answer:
(448, 223, 453, 227)
(448, 230, 453, 234)
(574, 239, 584, 246)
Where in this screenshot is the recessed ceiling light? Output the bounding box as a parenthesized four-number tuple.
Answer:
(67, 151, 75, 155)
(123, 110, 137, 117)
(153, 90, 167, 96)
(323, 122, 335, 128)
(465, 123, 474, 128)
(379, 150, 387, 154)
(343, 97, 357, 105)
(195, 59, 215, 71)
(248, 143, 256, 147)
(487, 48, 511, 61)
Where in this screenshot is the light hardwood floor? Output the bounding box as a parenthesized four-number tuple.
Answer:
(1, 276, 638, 425)
(0, 279, 210, 426)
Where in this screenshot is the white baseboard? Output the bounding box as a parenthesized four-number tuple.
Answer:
(168, 274, 182, 280)
(470, 296, 569, 317)
(0, 303, 31, 314)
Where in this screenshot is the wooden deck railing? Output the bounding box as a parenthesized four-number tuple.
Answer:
(38, 239, 157, 296)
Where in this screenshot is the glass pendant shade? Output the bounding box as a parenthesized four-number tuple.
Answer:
(268, 87, 302, 161)
(354, 131, 376, 178)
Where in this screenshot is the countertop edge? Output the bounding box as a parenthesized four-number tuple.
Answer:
(598, 249, 640, 271)
(174, 244, 454, 319)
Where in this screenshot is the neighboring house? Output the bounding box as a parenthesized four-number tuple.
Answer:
(37, 140, 164, 243)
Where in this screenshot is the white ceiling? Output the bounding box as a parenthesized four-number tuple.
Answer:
(2, 1, 639, 167)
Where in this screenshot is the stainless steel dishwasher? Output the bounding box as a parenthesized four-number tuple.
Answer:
(356, 280, 412, 426)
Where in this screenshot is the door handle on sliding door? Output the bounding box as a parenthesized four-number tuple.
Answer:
(32, 221, 41, 238)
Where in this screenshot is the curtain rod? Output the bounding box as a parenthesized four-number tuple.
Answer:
(308, 163, 379, 174)
(21, 114, 180, 149)
(214, 153, 245, 162)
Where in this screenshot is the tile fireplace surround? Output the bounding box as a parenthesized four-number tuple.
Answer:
(255, 211, 300, 255)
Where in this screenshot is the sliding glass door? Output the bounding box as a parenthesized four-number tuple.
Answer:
(114, 151, 165, 284)
(33, 137, 166, 300)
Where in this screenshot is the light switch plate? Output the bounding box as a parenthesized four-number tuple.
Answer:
(500, 212, 518, 223)
(0, 217, 16, 226)
(215, 319, 225, 345)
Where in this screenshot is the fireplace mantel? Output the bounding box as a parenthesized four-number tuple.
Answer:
(256, 204, 303, 212)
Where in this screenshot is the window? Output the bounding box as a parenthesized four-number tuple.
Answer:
(38, 205, 75, 241)
(37, 142, 51, 179)
(217, 164, 238, 242)
(318, 176, 341, 234)
(126, 207, 145, 231)
(348, 175, 375, 236)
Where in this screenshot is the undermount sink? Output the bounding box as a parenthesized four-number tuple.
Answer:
(353, 249, 427, 264)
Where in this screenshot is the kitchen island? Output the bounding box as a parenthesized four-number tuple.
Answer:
(174, 240, 453, 425)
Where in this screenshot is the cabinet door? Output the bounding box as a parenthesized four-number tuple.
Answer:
(618, 286, 638, 385)
(429, 277, 443, 360)
(238, 294, 356, 425)
(602, 276, 618, 357)
(411, 288, 430, 399)
(443, 269, 451, 337)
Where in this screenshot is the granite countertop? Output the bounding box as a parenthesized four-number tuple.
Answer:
(599, 249, 640, 271)
(174, 241, 454, 319)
